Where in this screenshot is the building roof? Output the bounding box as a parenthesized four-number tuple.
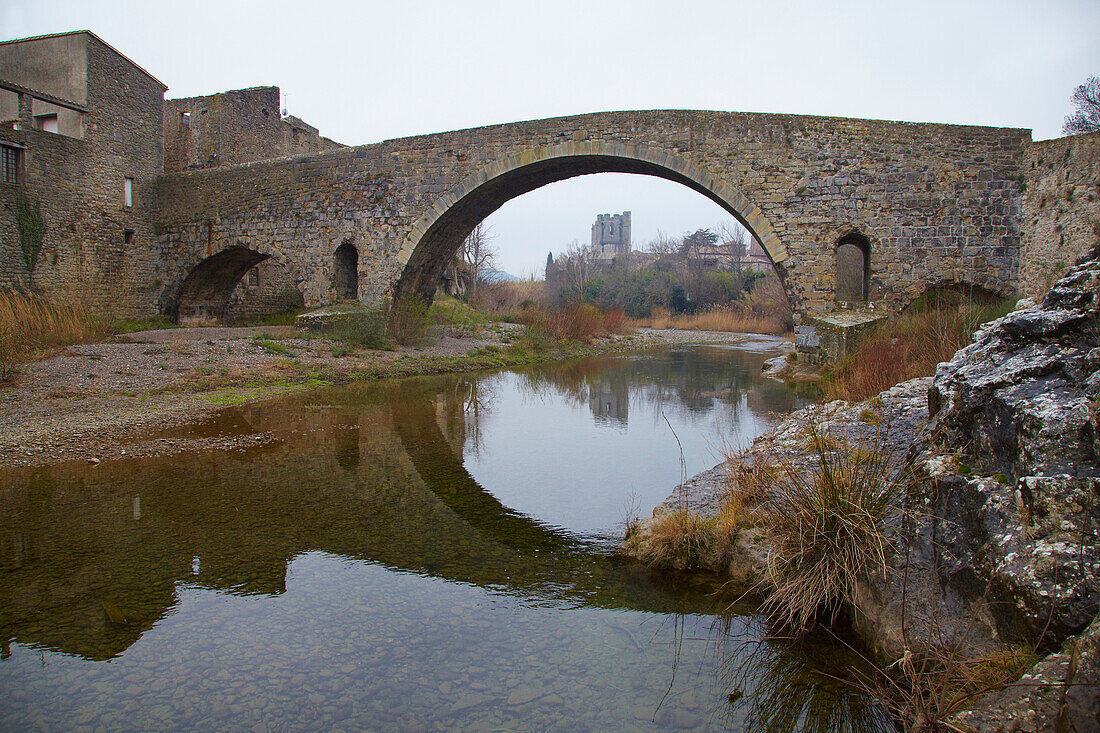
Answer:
(0, 30, 168, 90)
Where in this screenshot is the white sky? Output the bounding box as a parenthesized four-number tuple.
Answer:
(3, 0, 1097, 277)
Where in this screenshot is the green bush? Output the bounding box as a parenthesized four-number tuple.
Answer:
(332, 310, 387, 349)
(386, 296, 431, 345)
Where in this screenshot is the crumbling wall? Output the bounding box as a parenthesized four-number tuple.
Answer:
(1020, 131, 1100, 298)
(164, 87, 342, 173)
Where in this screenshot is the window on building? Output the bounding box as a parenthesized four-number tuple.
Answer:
(123, 178, 133, 208)
(180, 111, 191, 131)
(124, 229, 135, 244)
(35, 114, 58, 134)
(248, 267, 260, 287)
(1, 144, 22, 184)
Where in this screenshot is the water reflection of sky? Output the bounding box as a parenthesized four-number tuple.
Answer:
(0, 341, 889, 733)
(462, 342, 800, 537)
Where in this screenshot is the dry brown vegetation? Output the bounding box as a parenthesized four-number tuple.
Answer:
(864, 642, 1038, 732)
(632, 276, 793, 335)
(520, 303, 632, 344)
(0, 287, 110, 382)
(637, 306, 788, 335)
(826, 293, 1014, 401)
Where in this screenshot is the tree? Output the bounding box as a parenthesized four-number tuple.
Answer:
(716, 221, 748, 275)
(1063, 75, 1100, 135)
(460, 222, 497, 298)
(547, 241, 597, 305)
(679, 228, 719, 303)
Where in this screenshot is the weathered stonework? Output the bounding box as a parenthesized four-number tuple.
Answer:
(3, 30, 1097, 325)
(153, 111, 1030, 321)
(0, 31, 166, 316)
(1019, 130, 1100, 298)
(164, 86, 343, 173)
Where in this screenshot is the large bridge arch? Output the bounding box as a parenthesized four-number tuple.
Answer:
(153, 109, 1030, 321)
(393, 142, 788, 302)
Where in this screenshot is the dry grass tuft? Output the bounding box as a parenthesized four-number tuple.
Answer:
(760, 421, 908, 633)
(1, 287, 110, 382)
(632, 510, 717, 570)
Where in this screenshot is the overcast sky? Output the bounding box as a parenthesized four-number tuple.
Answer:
(3, 0, 1097, 277)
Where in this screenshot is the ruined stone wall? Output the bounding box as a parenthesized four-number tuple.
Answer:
(1020, 131, 1100, 298)
(153, 110, 1028, 318)
(164, 87, 342, 173)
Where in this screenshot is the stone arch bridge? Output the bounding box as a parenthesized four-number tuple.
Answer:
(152, 110, 1028, 321)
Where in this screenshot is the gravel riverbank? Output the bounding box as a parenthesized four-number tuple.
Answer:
(0, 325, 761, 469)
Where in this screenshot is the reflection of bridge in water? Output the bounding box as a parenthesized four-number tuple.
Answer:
(0, 375, 751, 662)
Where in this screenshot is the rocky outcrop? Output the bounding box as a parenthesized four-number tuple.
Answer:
(927, 247, 1100, 648)
(630, 247, 1100, 726)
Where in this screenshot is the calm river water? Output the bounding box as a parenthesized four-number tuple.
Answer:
(0, 339, 888, 731)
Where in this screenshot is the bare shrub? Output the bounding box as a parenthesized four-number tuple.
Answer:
(385, 296, 430, 345)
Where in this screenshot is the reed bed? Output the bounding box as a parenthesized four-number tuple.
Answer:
(635, 306, 788, 335)
(0, 287, 110, 381)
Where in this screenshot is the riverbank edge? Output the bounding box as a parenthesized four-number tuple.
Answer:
(623, 376, 1100, 728)
(0, 325, 784, 470)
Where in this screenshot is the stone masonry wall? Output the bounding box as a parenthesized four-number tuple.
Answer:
(1019, 131, 1100, 298)
(0, 32, 166, 317)
(153, 110, 1029, 318)
(164, 87, 342, 174)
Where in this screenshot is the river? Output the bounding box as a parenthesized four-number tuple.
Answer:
(0, 339, 889, 731)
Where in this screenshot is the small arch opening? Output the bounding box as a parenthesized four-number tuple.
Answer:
(835, 232, 870, 302)
(334, 241, 359, 301)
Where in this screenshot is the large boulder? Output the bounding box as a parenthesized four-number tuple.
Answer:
(928, 247, 1100, 646)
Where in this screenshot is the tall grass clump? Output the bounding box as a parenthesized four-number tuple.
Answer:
(761, 422, 909, 633)
(385, 296, 431, 345)
(0, 287, 109, 382)
(866, 643, 1038, 732)
(827, 291, 1014, 401)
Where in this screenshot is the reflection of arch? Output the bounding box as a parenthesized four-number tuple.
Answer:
(835, 231, 870, 302)
(334, 240, 358, 301)
(394, 144, 786, 301)
(175, 245, 271, 322)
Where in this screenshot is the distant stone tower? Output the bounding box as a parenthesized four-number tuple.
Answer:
(591, 211, 631, 258)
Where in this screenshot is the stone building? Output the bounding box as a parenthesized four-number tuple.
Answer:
(163, 86, 342, 173)
(0, 30, 167, 310)
(591, 211, 631, 259)
(0, 31, 336, 319)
